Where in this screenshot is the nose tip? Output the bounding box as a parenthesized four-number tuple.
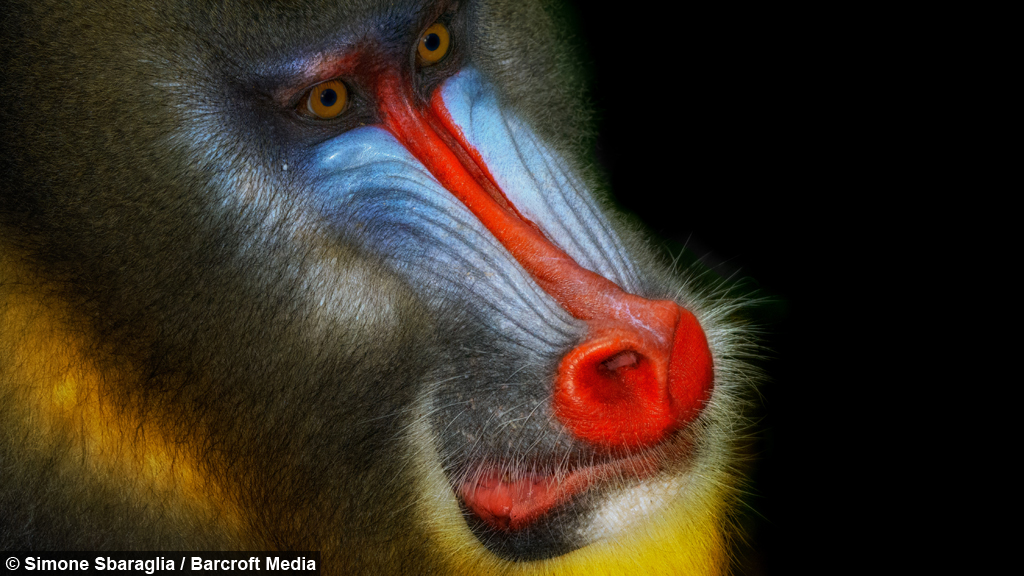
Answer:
(553, 306, 713, 448)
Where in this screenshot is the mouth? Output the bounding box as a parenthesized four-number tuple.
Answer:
(457, 448, 670, 534)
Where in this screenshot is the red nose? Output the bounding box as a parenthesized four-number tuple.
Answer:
(375, 71, 713, 449)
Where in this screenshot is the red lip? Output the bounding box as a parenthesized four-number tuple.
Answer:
(457, 454, 663, 532)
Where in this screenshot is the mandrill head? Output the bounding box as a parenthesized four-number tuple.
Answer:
(0, 0, 762, 573)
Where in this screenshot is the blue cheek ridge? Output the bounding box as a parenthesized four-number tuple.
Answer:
(438, 68, 640, 292)
(311, 125, 492, 272)
(313, 125, 437, 207)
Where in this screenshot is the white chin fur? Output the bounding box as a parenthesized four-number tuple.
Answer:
(578, 472, 689, 541)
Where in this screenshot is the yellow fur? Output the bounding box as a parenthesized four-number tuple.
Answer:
(0, 254, 246, 541)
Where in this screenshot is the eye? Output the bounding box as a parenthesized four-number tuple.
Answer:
(417, 23, 450, 65)
(302, 79, 348, 120)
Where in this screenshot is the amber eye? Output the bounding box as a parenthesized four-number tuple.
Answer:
(417, 23, 450, 65)
(304, 79, 348, 119)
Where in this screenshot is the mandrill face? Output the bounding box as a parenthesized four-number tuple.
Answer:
(0, 0, 759, 573)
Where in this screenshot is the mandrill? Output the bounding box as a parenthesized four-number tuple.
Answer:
(0, 0, 759, 574)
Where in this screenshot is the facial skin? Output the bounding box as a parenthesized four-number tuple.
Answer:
(0, 0, 758, 573)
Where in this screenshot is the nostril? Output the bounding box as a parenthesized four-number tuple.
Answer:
(600, 350, 640, 372)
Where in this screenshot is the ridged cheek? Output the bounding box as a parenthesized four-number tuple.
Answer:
(434, 68, 641, 291)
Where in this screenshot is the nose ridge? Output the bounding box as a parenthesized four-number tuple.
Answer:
(374, 69, 713, 450)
